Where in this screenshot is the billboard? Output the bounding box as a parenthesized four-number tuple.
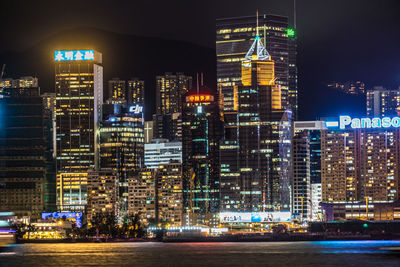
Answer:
(325, 115, 400, 130)
(219, 212, 291, 223)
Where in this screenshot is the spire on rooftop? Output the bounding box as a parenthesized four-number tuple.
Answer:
(245, 11, 271, 61)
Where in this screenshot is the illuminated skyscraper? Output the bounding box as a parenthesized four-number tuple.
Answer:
(100, 101, 144, 216)
(321, 117, 400, 220)
(144, 139, 182, 169)
(219, 31, 292, 213)
(291, 121, 324, 221)
(0, 84, 55, 218)
(54, 50, 103, 211)
(182, 88, 223, 225)
(156, 72, 192, 115)
(108, 78, 126, 100)
(216, 14, 297, 118)
(127, 78, 145, 105)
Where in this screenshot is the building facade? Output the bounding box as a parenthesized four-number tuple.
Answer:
(144, 139, 182, 169)
(322, 116, 400, 220)
(108, 78, 126, 100)
(182, 88, 223, 225)
(291, 121, 324, 221)
(87, 169, 119, 224)
(0, 85, 55, 219)
(127, 78, 145, 105)
(366, 86, 400, 117)
(54, 50, 103, 211)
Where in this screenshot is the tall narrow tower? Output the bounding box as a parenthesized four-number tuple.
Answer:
(54, 50, 103, 211)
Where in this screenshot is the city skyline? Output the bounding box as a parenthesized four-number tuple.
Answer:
(2, 2, 400, 265)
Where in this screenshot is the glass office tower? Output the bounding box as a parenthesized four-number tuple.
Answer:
(54, 50, 103, 211)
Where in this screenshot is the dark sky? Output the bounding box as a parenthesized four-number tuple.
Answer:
(1, 0, 400, 119)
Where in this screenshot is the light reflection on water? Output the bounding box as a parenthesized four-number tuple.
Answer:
(1, 241, 400, 267)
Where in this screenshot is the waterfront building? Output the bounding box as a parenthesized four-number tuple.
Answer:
(54, 50, 103, 211)
(156, 162, 183, 225)
(144, 139, 182, 169)
(108, 78, 126, 100)
(216, 14, 297, 119)
(128, 169, 157, 225)
(311, 183, 322, 221)
(321, 115, 400, 220)
(182, 87, 223, 226)
(100, 101, 144, 216)
(219, 29, 292, 213)
(366, 86, 400, 117)
(291, 121, 324, 221)
(0, 84, 56, 219)
(87, 169, 119, 224)
(127, 78, 144, 105)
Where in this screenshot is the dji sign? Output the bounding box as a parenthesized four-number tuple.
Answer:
(129, 104, 143, 114)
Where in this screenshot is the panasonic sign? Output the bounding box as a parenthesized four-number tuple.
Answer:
(325, 116, 400, 130)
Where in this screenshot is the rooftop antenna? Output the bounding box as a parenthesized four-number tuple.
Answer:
(196, 73, 199, 95)
(256, 10, 259, 36)
(201, 73, 204, 86)
(294, 0, 297, 29)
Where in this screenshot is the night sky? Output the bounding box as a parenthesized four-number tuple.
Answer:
(1, 0, 400, 120)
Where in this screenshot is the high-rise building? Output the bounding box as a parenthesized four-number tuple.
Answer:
(156, 162, 183, 226)
(216, 14, 297, 118)
(291, 121, 324, 221)
(0, 84, 56, 218)
(108, 78, 126, 100)
(87, 169, 119, 224)
(100, 101, 144, 216)
(128, 169, 156, 225)
(128, 163, 183, 225)
(219, 31, 292, 213)
(54, 50, 103, 211)
(322, 115, 400, 220)
(182, 87, 223, 225)
(127, 78, 144, 105)
(366, 86, 400, 117)
(156, 72, 192, 115)
(153, 112, 182, 141)
(144, 139, 182, 169)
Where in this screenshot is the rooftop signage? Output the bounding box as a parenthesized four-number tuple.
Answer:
(128, 104, 143, 114)
(325, 115, 400, 130)
(186, 94, 214, 103)
(54, 50, 95, 61)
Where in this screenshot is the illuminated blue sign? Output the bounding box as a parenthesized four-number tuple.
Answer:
(42, 212, 83, 228)
(54, 50, 94, 61)
(325, 115, 400, 130)
(128, 104, 143, 114)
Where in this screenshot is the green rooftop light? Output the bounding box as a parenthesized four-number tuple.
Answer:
(287, 28, 295, 37)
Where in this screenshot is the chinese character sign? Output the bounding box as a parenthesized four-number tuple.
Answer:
(54, 50, 95, 61)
